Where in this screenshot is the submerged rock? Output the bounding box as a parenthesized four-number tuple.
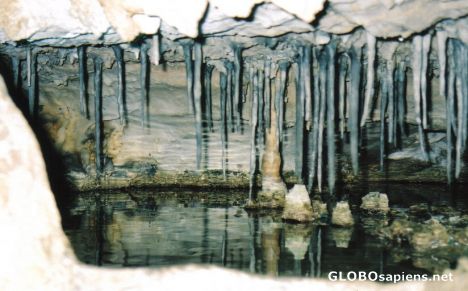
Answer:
(282, 184, 314, 222)
(331, 201, 354, 227)
(360, 192, 389, 214)
(410, 219, 449, 252)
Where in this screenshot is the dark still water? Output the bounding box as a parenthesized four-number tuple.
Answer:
(62, 185, 467, 278)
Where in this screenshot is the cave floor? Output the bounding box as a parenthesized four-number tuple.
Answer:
(61, 183, 468, 279)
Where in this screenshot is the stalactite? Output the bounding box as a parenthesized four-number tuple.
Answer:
(360, 32, 377, 127)
(302, 46, 312, 130)
(437, 31, 451, 183)
(387, 58, 396, 146)
(348, 46, 362, 175)
(395, 60, 407, 145)
(338, 55, 348, 140)
(193, 42, 203, 170)
(421, 34, 432, 130)
(226, 61, 234, 132)
(140, 42, 150, 127)
(308, 47, 321, 192)
(219, 72, 228, 180)
(232, 44, 243, 132)
(295, 51, 304, 181)
(277, 61, 289, 143)
(326, 41, 337, 195)
(78, 46, 88, 118)
(379, 66, 389, 171)
(182, 42, 194, 114)
(317, 48, 328, 193)
(249, 68, 259, 202)
(264, 60, 272, 130)
(11, 55, 19, 92)
(27, 46, 37, 119)
(112, 45, 126, 125)
(257, 68, 265, 147)
(454, 40, 466, 179)
(93, 56, 103, 176)
(412, 36, 430, 161)
(446, 40, 455, 184)
(204, 64, 214, 131)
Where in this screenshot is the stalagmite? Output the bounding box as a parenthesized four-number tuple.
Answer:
(140, 41, 150, 127)
(308, 47, 321, 192)
(150, 34, 160, 66)
(295, 52, 304, 181)
(27, 46, 37, 119)
(219, 72, 228, 179)
(182, 42, 194, 114)
(412, 36, 429, 161)
(112, 45, 126, 125)
(249, 69, 259, 202)
(317, 49, 328, 193)
(264, 60, 272, 130)
(421, 34, 432, 130)
(78, 46, 88, 118)
(193, 42, 203, 170)
(379, 66, 389, 171)
(232, 45, 242, 132)
(360, 32, 376, 127)
(348, 46, 361, 175)
(93, 56, 103, 176)
(338, 55, 348, 140)
(326, 42, 337, 195)
(204, 64, 214, 131)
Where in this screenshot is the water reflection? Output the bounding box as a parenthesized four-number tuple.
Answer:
(62, 189, 464, 278)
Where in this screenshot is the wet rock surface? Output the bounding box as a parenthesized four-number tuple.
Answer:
(331, 201, 355, 227)
(282, 184, 314, 222)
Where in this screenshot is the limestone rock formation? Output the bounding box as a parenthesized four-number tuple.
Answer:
(331, 201, 355, 227)
(360, 192, 390, 214)
(282, 184, 314, 222)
